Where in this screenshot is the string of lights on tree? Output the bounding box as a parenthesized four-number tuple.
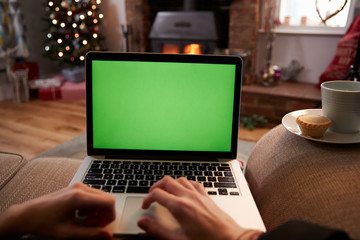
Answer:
(43, 0, 104, 66)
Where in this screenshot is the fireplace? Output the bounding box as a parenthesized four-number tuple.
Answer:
(148, 1, 220, 54)
(125, 0, 259, 83)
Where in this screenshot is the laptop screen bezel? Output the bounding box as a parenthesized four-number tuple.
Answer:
(86, 52, 242, 161)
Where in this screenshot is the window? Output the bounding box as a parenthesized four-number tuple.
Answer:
(271, 0, 356, 34)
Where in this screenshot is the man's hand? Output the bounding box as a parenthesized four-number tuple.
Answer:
(0, 182, 115, 239)
(138, 176, 247, 240)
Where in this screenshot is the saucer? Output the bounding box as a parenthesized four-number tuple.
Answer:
(282, 109, 360, 144)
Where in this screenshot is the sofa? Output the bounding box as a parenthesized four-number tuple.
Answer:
(1, 125, 359, 239)
(245, 125, 360, 240)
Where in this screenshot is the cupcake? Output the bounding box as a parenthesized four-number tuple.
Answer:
(296, 114, 332, 138)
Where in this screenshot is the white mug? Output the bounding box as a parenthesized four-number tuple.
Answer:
(321, 81, 360, 134)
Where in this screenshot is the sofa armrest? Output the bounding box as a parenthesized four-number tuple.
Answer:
(0, 152, 27, 190)
(245, 125, 360, 240)
(0, 157, 82, 214)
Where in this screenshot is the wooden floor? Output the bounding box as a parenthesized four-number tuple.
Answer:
(0, 99, 272, 160)
(0, 99, 86, 159)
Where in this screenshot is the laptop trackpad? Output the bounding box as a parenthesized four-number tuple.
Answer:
(120, 197, 180, 234)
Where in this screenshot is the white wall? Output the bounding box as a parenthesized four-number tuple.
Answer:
(256, 33, 342, 84)
(256, 0, 360, 84)
(99, 0, 127, 51)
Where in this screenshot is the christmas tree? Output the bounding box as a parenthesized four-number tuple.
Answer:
(43, 0, 104, 66)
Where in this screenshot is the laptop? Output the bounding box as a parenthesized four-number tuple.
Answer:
(70, 51, 265, 236)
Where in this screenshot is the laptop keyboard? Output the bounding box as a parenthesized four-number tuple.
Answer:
(83, 160, 240, 196)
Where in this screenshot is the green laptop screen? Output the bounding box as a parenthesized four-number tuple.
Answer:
(92, 60, 236, 152)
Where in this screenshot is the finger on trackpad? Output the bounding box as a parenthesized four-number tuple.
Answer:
(119, 197, 180, 234)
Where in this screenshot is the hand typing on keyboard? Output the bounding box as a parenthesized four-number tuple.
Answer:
(0, 182, 115, 239)
(138, 176, 259, 240)
(83, 160, 240, 196)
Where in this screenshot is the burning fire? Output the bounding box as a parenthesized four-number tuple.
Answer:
(184, 44, 202, 54)
(162, 43, 202, 54)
